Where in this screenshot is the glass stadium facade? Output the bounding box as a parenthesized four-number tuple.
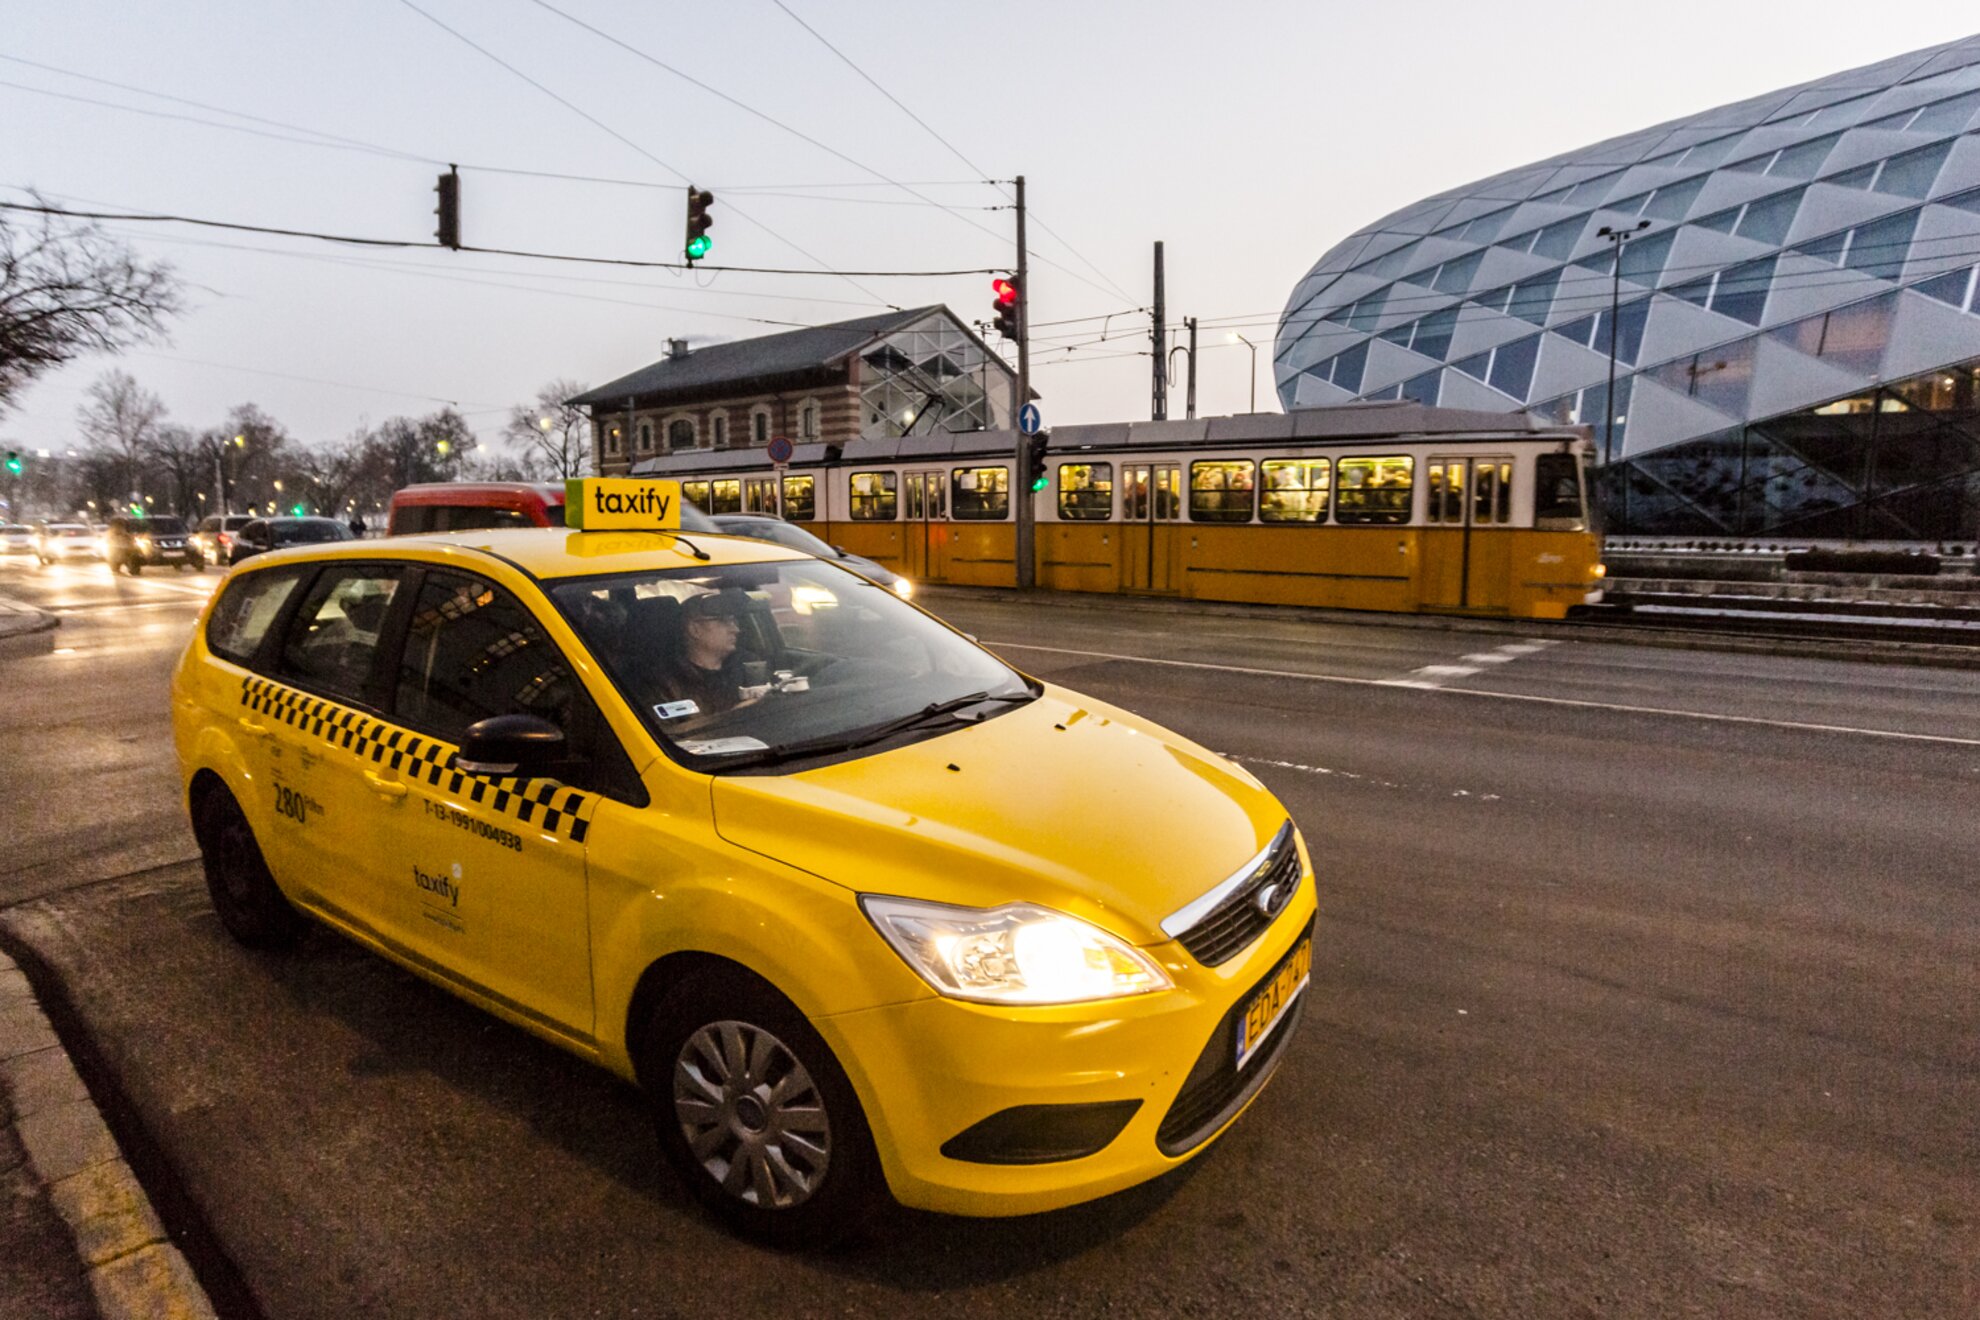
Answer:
(1276, 35, 1980, 539)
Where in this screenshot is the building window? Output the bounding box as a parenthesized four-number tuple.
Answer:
(712, 414, 728, 448)
(751, 407, 771, 445)
(637, 421, 653, 453)
(603, 425, 620, 456)
(798, 399, 820, 439)
(667, 418, 695, 451)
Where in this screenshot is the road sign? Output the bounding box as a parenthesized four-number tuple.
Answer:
(1019, 403, 1043, 436)
(766, 435, 795, 467)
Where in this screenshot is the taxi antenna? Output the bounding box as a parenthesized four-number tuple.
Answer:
(672, 533, 712, 562)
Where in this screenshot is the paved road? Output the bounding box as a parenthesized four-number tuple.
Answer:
(1, 560, 1975, 1318)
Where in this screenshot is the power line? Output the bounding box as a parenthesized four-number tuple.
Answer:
(0, 198, 1006, 278)
(125, 350, 506, 412)
(767, 0, 1138, 304)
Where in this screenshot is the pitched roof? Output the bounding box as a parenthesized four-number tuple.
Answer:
(566, 306, 954, 408)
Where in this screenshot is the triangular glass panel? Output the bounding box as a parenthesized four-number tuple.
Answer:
(1940, 186, 1980, 215)
(1694, 208, 1739, 233)
(1618, 230, 1675, 285)
(1830, 162, 1879, 190)
(1551, 315, 1597, 349)
(1913, 266, 1976, 310)
(1400, 370, 1441, 406)
(1912, 89, 1980, 132)
(1872, 139, 1952, 198)
(1643, 176, 1707, 221)
(1768, 132, 1840, 177)
(1845, 209, 1919, 280)
(1672, 276, 1714, 309)
(1532, 216, 1586, 259)
(1452, 352, 1489, 382)
(1734, 188, 1804, 244)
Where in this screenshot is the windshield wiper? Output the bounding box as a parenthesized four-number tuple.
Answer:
(705, 689, 1034, 770)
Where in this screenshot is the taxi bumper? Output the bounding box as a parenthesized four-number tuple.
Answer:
(815, 887, 1317, 1217)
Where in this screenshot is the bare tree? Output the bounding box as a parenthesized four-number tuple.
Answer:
(150, 424, 206, 517)
(76, 369, 164, 500)
(501, 379, 590, 480)
(0, 200, 181, 412)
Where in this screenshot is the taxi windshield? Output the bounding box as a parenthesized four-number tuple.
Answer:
(551, 558, 1032, 769)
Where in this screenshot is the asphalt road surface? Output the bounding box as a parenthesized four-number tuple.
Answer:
(2, 557, 1976, 1318)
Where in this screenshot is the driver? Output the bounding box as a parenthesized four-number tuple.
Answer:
(663, 591, 757, 715)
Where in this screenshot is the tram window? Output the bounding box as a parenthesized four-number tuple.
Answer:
(782, 474, 816, 521)
(951, 467, 1010, 520)
(1058, 463, 1113, 520)
(682, 479, 712, 512)
(744, 477, 779, 515)
(1534, 453, 1587, 529)
(1156, 468, 1182, 521)
(1335, 456, 1415, 525)
(849, 471, 898, 521)
(1426, 461, 1464, 524)
(1261, 459, 1330, 523)
(1189, 460, 1255, 523)
(1473, 462, 1513, 525)
(708, 479, 743, 515)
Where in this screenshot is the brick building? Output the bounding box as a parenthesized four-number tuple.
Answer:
(568, 306, 1018, 475)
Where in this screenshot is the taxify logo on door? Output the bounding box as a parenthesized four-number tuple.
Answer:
(413, 864, 460, 907)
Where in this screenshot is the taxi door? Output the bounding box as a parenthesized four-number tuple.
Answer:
(364, 568, 595, 1037)
(900, 470, 949, 583)
(1119, 462, 1183, 594)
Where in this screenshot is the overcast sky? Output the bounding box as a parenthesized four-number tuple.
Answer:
(3, 1, 1975, 457)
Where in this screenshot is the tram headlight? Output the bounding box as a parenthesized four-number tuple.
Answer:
(860, 895, 1171, 1004)
(892, 577, 914, 600)
(1592, 562, 1607, 578)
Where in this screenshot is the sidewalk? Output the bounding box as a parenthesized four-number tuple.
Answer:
(1, 947, 218, 1319)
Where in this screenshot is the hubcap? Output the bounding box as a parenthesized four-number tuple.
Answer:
(673, 1020, 831, 1210)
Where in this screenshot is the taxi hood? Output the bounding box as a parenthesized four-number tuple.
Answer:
(709, 687, 1287, 946)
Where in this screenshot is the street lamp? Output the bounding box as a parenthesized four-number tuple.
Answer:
(1229, 333, 1259, 414)
(1595, 221, 1650, 469)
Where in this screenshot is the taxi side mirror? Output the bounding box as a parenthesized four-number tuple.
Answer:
(456, 714, 566, 777)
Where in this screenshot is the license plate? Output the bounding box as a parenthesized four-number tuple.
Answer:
(1235, 937, 1311, 1070)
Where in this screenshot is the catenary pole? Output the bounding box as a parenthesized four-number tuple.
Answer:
(1596, 221, 1647, 469)
(1014, 175, 1035, 590)
(1151, 241, 1167, 421)
(1185, 316, 1198, 420)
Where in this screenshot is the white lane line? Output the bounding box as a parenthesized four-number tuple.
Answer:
(1383, 638, 1554, 689)
(983, 640, 1980, 747)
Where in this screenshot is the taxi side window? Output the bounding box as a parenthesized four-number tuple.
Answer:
(206, 568, 305, 665)
(394, 574, 575, 734)
(392, 572, 646, 804)
(276, 566, 404, 702)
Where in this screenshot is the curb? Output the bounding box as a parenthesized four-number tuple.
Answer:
(0, 593, 60, 663)
(0, 950, 219, 1320)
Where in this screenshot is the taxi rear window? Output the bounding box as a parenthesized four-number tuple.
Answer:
(206, 568, 305, 665)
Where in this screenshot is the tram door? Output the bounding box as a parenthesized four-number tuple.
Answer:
(1422, 456, 1515, 611)
(901, 469, 949, 582)
(743, 476, 780, 515)
(1120, 463, 1183, 593)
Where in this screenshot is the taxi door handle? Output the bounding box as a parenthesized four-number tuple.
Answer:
(363, 771, 408, 799)
(237, 718, 272, 738)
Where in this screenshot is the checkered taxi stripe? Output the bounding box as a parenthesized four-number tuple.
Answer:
(240, 675, 597, 843)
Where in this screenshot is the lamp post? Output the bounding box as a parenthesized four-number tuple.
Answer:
(1229, 333, 1259, 414)
(1595, 221, 1650, 469)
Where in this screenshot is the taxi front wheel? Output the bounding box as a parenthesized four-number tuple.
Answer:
(643, 971, 883, 1247)
(193, 787, 308, 949)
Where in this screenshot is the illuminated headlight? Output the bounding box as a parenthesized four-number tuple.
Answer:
(135, 536, 153, 551)
(860, 895, 1171, 1004)
(1592, 562, 1607, 578)
(789, 584, 839, 615)
(891, 577, 914, 599)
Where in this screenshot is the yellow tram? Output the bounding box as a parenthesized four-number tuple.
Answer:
(641, 406, 1605, 620)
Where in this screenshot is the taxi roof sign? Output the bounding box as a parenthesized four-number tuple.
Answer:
(565, 478, 683, 531)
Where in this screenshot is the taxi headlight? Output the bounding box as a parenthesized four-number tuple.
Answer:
(860, 895, 1171, 1004)
(891, 577, 914, 599)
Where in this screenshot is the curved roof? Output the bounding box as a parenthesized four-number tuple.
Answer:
(1275, 34, 1980, 462)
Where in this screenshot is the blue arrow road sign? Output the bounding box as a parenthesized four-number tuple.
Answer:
(1019, 403, 1043, 436)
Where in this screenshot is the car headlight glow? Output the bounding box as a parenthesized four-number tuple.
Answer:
(135, 536, 153, 551)
(891, 577, 914, 599)
(860, 895, 1171, 1004)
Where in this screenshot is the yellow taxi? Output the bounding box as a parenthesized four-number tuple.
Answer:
(171, 479, 1317, 1243)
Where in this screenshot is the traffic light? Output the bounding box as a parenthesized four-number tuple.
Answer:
(434, 166, 461, 250)
(1022, 432, 1050, 493)
(3, 451, 20, 476)
(685, 187, 714, 263)
(992, 276, 1020, 340)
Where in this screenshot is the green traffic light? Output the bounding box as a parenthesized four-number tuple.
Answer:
(1030, 475, 1049, 493)
(3, 455, 21, 476)
(686, 234, 712, 260)
(291, 503, 306, 516)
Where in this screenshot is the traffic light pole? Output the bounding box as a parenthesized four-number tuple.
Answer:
(1014, 174, 1035, 590)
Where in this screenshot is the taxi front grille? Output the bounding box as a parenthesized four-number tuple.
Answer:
(1174, 832, 1301, 967)
(1155, 917, 1312, 1156)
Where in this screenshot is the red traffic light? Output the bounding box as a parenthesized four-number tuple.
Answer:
(992, 277, 1018, 306)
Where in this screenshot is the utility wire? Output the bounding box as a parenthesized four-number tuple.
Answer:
(769, 0, 1138, 304)
(396, 0, 897, 307)
(0, 200, 1006, 276)
(524, 0, 1127, 304)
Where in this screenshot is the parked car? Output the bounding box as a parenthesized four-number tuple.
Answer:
(1, 524, 33, 558)
(33, 522, 97, 564)
(104, 514, 199, 574)
(388, 481, 718, 535)
(228, 516, 353, 565)
(712, 513, 913, 599)
(193, 514, 257, 567)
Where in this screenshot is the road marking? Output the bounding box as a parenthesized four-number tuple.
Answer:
(983, 640, 1980, 747)
(1383, 638, 1555, 689)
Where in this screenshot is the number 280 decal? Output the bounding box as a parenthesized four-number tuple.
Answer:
(274, 783, 320, 825)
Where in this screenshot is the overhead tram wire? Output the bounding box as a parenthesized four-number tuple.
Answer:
(769, 0, 1138, 304)
(0, 201, 1008, 278)
(396, 0, 898, 309)
(523, 0, 1128, 304)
